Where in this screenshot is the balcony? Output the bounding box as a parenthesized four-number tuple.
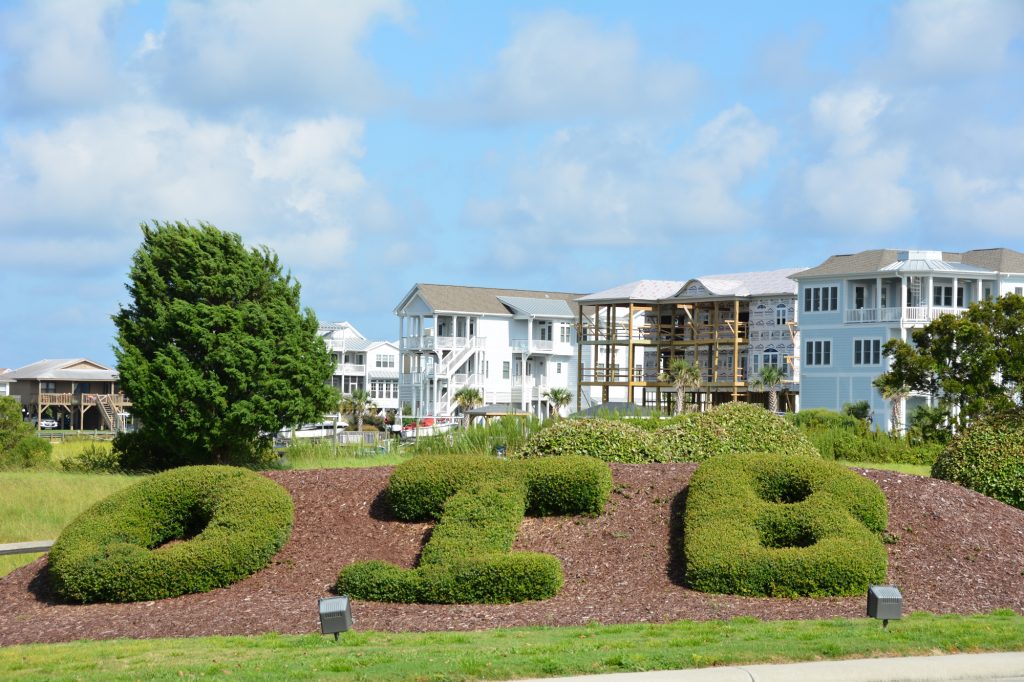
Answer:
(844, 306, 967, 324)
(39, 392, 131, 407)
(400, 336, 486, 352)
(510, 338, 568, 354)
(336, 363, 365, 374)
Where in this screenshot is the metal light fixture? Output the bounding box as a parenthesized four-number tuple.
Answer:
(867, 585, 902, 629)
(319, 595, 353, 640)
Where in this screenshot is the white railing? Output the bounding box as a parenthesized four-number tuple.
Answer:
(844, 306, 967, 324)
(401, 335, 486, 352)
(338, 363, 365, 373)
(510, 339, 559, 353)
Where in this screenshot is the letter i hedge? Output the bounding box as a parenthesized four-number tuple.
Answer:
(336, 455, 612, 604)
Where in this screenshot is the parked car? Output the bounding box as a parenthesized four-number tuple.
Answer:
(39, 418, 59, 429)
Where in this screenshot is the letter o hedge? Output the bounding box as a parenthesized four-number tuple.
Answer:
(684, 453, 888, 597)
(49, 465, 294, 603)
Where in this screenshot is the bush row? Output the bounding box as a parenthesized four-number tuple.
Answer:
(932, 413, 1024, 510)
(49, 465, 294, 603)
(337, 454, 610, 604)
(520, 402, 819, 463)
(785, 408, 943, 465)
(684, 452, 888, 597)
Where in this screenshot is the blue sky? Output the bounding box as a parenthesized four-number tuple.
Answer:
(2, 0, 1024, 369)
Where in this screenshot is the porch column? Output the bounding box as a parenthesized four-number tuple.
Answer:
(900, 276, 907, 323)
(952, 276, 959, 309)
(926, 276, 933, 319)
(875, 277, 882, 310)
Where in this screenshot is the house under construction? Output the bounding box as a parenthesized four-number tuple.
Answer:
(575, 268, 805, 413)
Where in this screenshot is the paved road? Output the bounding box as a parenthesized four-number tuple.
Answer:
(518, 652, 1024, 682)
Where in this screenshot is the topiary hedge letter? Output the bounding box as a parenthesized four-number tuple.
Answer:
(49, 465, 294, 603)
(337, 454, 612, 603)
(684, 453, 888, 597)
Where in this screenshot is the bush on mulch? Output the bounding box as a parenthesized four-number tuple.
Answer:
(49, 465, 294, 603)
(337, 454, 611, 603)
(932, 412, 1024, 510)
(684, 452, 888, 597)
(520, 402, 818, 463)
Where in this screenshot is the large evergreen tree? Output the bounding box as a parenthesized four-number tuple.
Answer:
(113, 221, 336, 469)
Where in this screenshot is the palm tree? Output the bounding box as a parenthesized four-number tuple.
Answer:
(544, 387, 573, 418)
(453, 387, 483, 429)
(340, 388, 376, 433)
(660, 358, 702, 415)
(874, 374, 910, 434)
(752, 365, 786, 414)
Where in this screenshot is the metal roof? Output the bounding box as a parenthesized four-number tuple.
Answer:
(396, 284, 586, 316)
(4, 359, 118, 382)
(879, 259, 993, 275)
(674, 267, 806, 299)
(577, 280, 687, 304)
(496, 296, 574, 318)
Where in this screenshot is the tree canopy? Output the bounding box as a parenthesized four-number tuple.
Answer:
(113, 221, 336, 469)
(877, 293, 1024, 434)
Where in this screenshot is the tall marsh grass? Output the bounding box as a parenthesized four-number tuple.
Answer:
(409, 416, 545, 456)
(0, 470, 138, 577)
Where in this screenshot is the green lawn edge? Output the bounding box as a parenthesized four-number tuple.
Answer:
(2, 612, 1022, 681)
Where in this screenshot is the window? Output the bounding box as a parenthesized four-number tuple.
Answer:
(502, 361, 510, 379)
(776, 304, 788, 325)
(803, 286, 838, 312)
(343, 376, 364, 394)
(957, 286, 964, 307)
(557, 362, 562, 374)
(934, 285, 953, 307)
(486, 361, 490, 378)
(1016, 287, 1023, 296)
(804, 340, 832, 366)
(560, 324, 571, 343)
(880, 286, 888, 307)
(538, 321, 552, 341)
(41, 381, 57, 393)
(763, 348, 780, 368)
(853, 339, 881, 365)
(375, 354, 395, 368)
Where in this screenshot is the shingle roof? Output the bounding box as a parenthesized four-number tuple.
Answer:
(400, 284, 586, 315)
(5, 359, 118, 382)
(674, 268, 806, 298)
(496, 296, 575, 318)
(795, 248, 1024, 278)
(577, 280, 687, 304)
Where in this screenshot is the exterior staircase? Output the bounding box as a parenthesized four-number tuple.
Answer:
(95, 394, 126, 433)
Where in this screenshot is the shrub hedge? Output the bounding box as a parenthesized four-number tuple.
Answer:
(520, 402, 818, 463)
(337, 454, 610, 603)
(1, 435, 52, 470)
(932, 413, 1024, 510)
(49, 465, 294, 603)
(684, 452, 888, 597)
(517, 419, 667, 463)
(785, 408, 943, 465)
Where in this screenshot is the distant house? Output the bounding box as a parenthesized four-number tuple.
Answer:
(0, 369, 14, 398)
(3, 359, 130, 431)
(319, 323, 400, 413)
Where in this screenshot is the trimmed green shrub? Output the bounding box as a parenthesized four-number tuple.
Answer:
(1, 435, 52, 470)
(661, 402, 820, 461)
(518, 418, 668, 462)
(338, 454, 609, 603)
(786, 408, 943, 465)
(932, 413, 1024, 510)
(49, 465, 294, 603)
(684, 453, 888, 597)
(61, 443, 123, 473)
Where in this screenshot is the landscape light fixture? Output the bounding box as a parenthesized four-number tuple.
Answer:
(319, 595, 353, 641)
(867, 585, 902, 629)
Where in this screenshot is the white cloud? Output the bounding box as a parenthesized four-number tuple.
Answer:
(465, 11, 698, 121)
(803, 85, 914, 230)
(933, 167, 1024, 235)
(147, 0, 408, 111)
(1, 0, 124, 112)
(810, 86, 890, 155)
(0, 106, 377, 273)
(891, 0, 1024, 76)
(804, 149, 914, 231)
(464, 106, 776, 269)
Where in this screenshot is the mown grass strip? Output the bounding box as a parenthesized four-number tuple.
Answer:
(1, 612, 1022, 681)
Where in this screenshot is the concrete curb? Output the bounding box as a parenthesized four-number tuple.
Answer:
(517, 652, 1024, 682)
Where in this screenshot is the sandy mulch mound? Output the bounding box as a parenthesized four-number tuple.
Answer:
(1, 463, 1023, 646)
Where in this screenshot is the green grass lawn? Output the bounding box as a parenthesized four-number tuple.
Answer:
(840, 461, 932, 476)
(0, 470, 138, 577)
(1, 612, 1022, 681)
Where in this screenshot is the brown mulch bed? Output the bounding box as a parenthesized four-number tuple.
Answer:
(2, 463, 1023, 646)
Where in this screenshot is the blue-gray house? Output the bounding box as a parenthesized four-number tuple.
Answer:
(792, 248, 1024, 432)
